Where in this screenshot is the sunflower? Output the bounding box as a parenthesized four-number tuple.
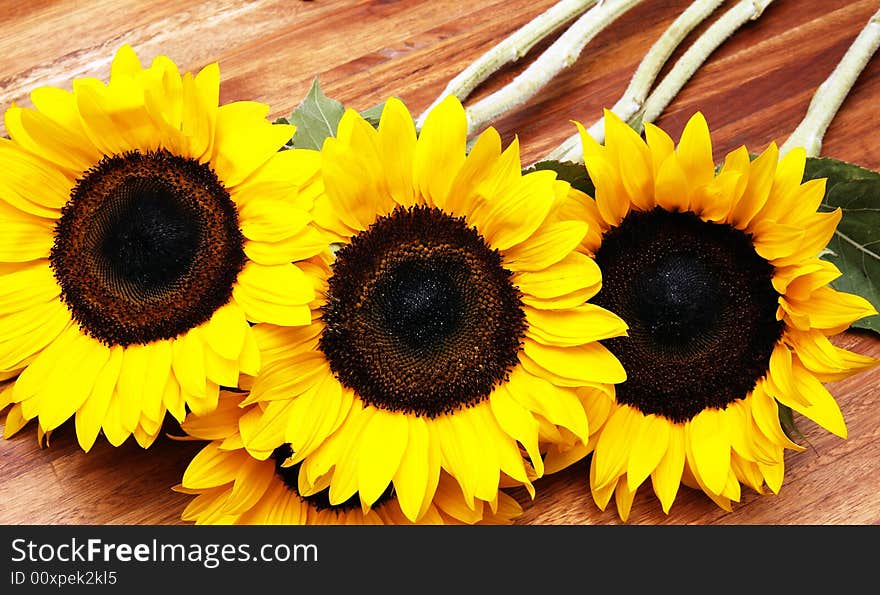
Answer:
(0, 45, 325, 450)
(237, 95, 628, 522)
(175, 392, 522, 524)
(553, 110, 878, 520)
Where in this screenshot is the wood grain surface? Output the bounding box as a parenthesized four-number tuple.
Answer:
(0, 0, 878, 525)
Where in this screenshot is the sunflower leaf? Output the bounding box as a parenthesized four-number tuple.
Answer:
(287, 77, 346, 151)
(777, 404, 805, 444)
(360, 101, 386, 129)
(802, 157, 880, 334)
(523, 160, 595, 196)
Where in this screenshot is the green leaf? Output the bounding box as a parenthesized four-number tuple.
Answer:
(524, 160, 595, 196)
(287, 77, 346, 151)
(359, 101, 386, 129)
(802, 157, 880, 334)
(778, 404, 807, 445)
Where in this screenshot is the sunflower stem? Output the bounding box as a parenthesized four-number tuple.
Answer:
(630, 0, 775, 135)
(416, 0, 598, 129)
(543, 0, 725, 163)
(463, 0, 644, 137)
(780, 8, 880, 158)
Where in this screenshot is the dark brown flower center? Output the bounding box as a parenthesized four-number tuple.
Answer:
(320, 205, 527, 417)
(50, 149, 246, 346)
(592, 207, 783, 423)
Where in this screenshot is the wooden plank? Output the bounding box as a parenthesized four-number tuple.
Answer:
(0, 0, 877, 525)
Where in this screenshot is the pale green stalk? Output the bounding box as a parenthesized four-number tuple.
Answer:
(634, 0, 775, 133)
(463, 0, 644, 136)
(544, 0, 725, 163)
(781, 8, 880, 157)
(416, 0, 598, 129)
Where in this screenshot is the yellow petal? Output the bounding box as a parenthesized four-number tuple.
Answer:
(181, 65, 219, 161)
(203, 343, 240, 389)
(117, 343, 151, 433)
(605, 110, 653, 210)
(523, 338, 626, 385)
(614, 476, 638, 522)
(502, 220, 588, 272)
(444, 126, 501, 216)
(432, 414, 477, 507)
(675, 112, 714, 187)
(413, 95, 466, 208)
(38, 333, 110, 432)
(233, 262, 314, 326)
(238, 325, 262, 378)
(685, 408, 731, 495)
(248, 353, 328, 404)
(378, 97, 417, 208)
(357, 409, 409, 507)
(4, 105, 98, 173)
(765, 343, 811, 408)
(644, 122, 674, 180)
(473, 169, 557, 251)
(489, 386, 543, 477)
(239, 398, 296, 458)
(204, 302, 248, 361)
(141, 339, 173, 423)
(626, 413, 670, 492)
(504, 367, 589, 444)
(211, 101, 295, 187)
(182, 442, 239, 489)
(525, 303, 627, 346)
(653, 153, 689, 212)
(110, 44, 143, 80)
(514, 251, 601, 300)
(284, 371, 348, 459)
(750, 220, 804, 261)
(171, 327, 207, 397)
(75, 346, 124, 452)
(13, 324, 79, 402)
(0, 261, 60, 313)
(239, 199, 310, 243)
(101, 390, 130, 447)
(729, 142, 778, 229)
(592, 405, 639, 488)
(787, 360, 848, 438)
(749, 382, 804, 452)
(329, 406, 376, 506)
(3, 403, 29, 438)
(651, 426, 685, 514)
(756, 147, 806, 224)
(392, 415, 438, 522)
(244, 225, 329, 266)
(0, 300, 70, 372)
(0, 217, 55, 262)
(223, 456, 276, 516)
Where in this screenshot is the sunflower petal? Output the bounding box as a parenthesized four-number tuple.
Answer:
(626, 414, 670, 492)
(651, 426, 685, 514)
(686, 408, 731, 495)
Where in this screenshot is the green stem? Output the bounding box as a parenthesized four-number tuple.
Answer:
(635, 0, 775, 132)
(464, 0, 644, 137)
(780, 8, 880, 158)
(544, 0, 725, 163)
(416, 0, 598, 129)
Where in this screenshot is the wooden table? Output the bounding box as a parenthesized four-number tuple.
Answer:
(0, 0, 878, 525)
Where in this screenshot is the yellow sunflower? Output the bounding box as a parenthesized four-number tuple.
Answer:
(553, 110, 878, 520)
(0, 45, 324, 450)
(237, 95, 628, 523)
(175, 392, 522, 525)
